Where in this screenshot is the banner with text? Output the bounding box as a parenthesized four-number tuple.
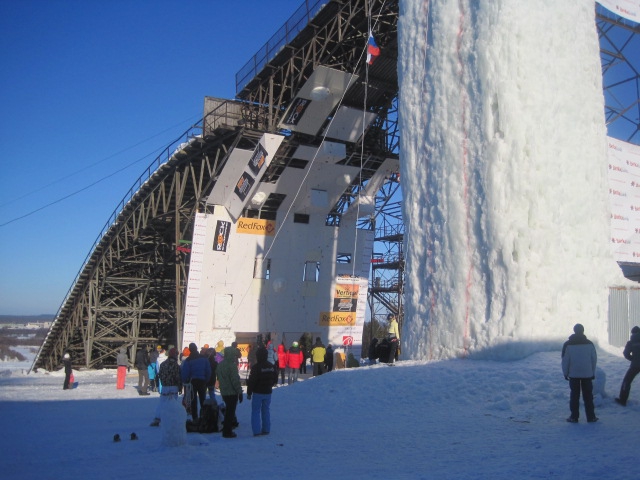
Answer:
(182, 213, 208, 349)
(607, 136, 640, 263)
(320, 275, 368, 351)
(597, 0, 639, 23)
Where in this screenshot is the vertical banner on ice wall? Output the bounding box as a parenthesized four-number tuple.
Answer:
(182, 213, 208, 349)
(607, 137, 640, 262)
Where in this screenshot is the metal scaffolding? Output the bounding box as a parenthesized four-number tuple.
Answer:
(33, 0, 637, 371)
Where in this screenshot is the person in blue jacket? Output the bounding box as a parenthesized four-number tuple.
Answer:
(615, 326, 640, 406)
(181, 343, 211, 422)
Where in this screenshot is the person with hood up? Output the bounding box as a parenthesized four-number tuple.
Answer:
(246, 347, 278, 436)
(277, 342, 287, 385)
(615, 326, 640, 406)
(181, 343, 211, 422)
(311, 337, 326, 376)
(150, 347, 183, 426)
(116, 347, 129, 389)
(217, 346, 243, 438)
(266, 342, 278, 366)
(561, 323, 598, 423)
(286, 341, 303, 384)
(62, 353, 72, 390)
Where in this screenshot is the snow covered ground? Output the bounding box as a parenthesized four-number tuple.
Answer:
(0, 343, 636, 479)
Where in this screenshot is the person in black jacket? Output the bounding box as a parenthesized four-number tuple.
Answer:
(368, 338, 379, 365)
(135, 346, 151, 395)
(324, 344, 334, 372)
(615, 326, 640, 406)
(62, 353, 72, 390)
(376, 337, 391, 363)
(205, 347, 218, 402)
(246, 347, 278, 436)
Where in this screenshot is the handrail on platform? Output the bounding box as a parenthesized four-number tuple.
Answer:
(235, 0, 327, 94)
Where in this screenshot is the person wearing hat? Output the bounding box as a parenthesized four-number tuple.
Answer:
(615, 326, 640, 406)
(311, 337, 326, 376)
(246, 346, 278, 436)
(150, 348, 183, 427)
(217, 346, 244, 438)
(561, 324, 598, 423)
(286, 341, 303, 384)
(62, 353, 72, 390)
(180, 346, 191, 362)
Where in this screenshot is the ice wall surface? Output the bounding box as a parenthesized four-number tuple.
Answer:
(398, 0, 626, 360)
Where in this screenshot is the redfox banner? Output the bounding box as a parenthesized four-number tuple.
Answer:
(236, 217, 276, 236)
(319, 311, 356, 326)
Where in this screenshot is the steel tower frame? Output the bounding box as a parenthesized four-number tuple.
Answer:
(33, 0, 401, 371)
(597, 4, 640, 145)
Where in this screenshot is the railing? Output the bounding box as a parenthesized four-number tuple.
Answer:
(375, 223, 404, 239)
(235, 0, 328, 94)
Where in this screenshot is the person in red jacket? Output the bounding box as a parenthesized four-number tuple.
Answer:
(286, 341, 303, 384)
(277, 343, 287, 385)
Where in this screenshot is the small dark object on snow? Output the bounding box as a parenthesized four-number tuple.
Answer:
(130, 432, 138, 440)
(113, 434, 121, 442)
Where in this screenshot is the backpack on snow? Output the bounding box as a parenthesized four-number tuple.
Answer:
(197, 401, 220, 433)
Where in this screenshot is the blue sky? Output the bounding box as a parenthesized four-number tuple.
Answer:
(0, 0, 300, 315)
(0, 1, 636, 315)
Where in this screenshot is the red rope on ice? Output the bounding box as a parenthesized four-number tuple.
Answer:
(457, 0, 472, 358)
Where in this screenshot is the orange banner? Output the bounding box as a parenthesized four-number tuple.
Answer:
(236, 217, 276, 236)
(319, 311, 356, 326)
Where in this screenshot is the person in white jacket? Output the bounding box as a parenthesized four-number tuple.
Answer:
(561, 324, 598, 423)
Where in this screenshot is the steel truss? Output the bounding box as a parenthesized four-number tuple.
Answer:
(34, 0, 401, 371)
(597, 5, 640, 144)
(33, 106, 254, 371)
(35, 0, 637, 371)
